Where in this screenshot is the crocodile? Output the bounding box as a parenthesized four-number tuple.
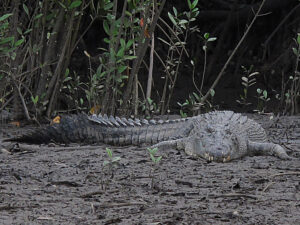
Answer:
(4, 111, 291, 162)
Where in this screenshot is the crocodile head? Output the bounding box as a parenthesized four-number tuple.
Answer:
(185, 126, 247, 162)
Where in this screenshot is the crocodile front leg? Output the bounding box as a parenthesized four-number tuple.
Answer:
(247, 141, 292, 160)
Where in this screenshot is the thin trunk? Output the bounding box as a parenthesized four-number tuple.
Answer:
(101, 0, 118, 115)
(121, 0, 166, 114)
(146, 33, 155, 115)
(36, 8, 65, 101)
(46, 11, 75, 117)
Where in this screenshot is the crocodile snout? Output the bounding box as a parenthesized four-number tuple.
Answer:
(192, 135, 239, 162)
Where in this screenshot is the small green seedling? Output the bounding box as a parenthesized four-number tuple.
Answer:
(103, 147, 121, 167)
(147, 147, 162, 164)
(256, 89, 270, 113)
(236, 65, 259, 106)
(101, 148, 121, 190)
(147, 147, 163, 189)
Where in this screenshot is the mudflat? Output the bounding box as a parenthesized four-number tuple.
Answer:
(0, 114, 299, 224)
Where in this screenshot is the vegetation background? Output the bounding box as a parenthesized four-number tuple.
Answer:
(0, 0, 299, 122)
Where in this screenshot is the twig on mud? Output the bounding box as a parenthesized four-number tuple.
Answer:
(51, 180, 81, 187)
(209, 193, 258, 200)
(94, 202, 146, 209)
(2, 142, 103, 152)
(81, 189, 121, 198)
(262, 181, 275, 192)
(0, 204, 23, 211)
(270, 172, 300, 178)
(81, 190, 105, 198)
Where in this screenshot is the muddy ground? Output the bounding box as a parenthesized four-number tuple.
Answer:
(0, 113, 299, 225)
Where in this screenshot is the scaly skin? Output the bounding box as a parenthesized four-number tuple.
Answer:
(4, 111, 292, 162)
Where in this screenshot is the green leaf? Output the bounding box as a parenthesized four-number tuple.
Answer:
(103, 160, 110, 166)
(17, 27, 22, 35)
(31, 95, 39, 104)
(207, 37, 217, 42)
(65, 68, 70, 77)
(292, 47, 298, 56)
(123, 55, 137, 60)
(58, 2, 67, 9)
(297, 33, 300, 45)
(126, 39, 134, 49)
(263, 90, 267, 99)
(109, 47, 116, 61)
(147, 97, 153, 105)
(104, 2, 113, 10)
(147, 147, 156, 155)
(241, 82, 247, 87)
(24, 28, 32, 35)
(173, 7, 177, 17)
(111, 156, 121, 163)
(103, 21, 110, 35)
(192, 0, 199, 9)
(0, 36, 14, 45)
(125, 10, 132, 17)
(150, 154, 156, 162)
(23, 4, 29, 16)
(63, 77, 72, 82)
(0, 22, 9, 30)
(187, 0, 192, 10)
(10, 52, 16, 60)
(257, 88, 262, 94)
(178, 19, 188, 25)
(193, 92, 200, 100)
(106, 148, 113, 158)
(104, 37, 110, 44)
(69, 1, 82, 9)
(34, 13, 43, 20)
(120, 38, 125, 48)
(155, 156, 162, 163)
(180, 109, 187, 118)
(32, 44, 39, 53)
(14, 38, 24, 47)
(149, 147, 158, 154)
(192, 7, 199, 13)
(168, 12, 177, 27)
(117, 65, 127, 73)
(210, 89, 215, 97)
(0, 13, 13, 22)
(99, 71, 106, 78)
(116, 47, 124, 58)
(241, 77, 248, 82)
(204, 33, 209, 39)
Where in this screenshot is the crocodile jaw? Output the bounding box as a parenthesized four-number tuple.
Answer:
(184, 134, 245, 162)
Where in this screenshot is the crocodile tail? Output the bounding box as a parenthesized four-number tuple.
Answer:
(4, 114, 89, 144)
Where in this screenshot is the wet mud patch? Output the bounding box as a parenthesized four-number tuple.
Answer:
(0, 114, 299, 224)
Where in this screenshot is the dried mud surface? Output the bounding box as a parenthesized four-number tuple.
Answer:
(0, 114, 299, 225)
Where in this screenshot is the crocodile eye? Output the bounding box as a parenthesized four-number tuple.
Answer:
(232, 135, 239, 145)
(225, 129, 232, 135)
(206, 125, 214, 133)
